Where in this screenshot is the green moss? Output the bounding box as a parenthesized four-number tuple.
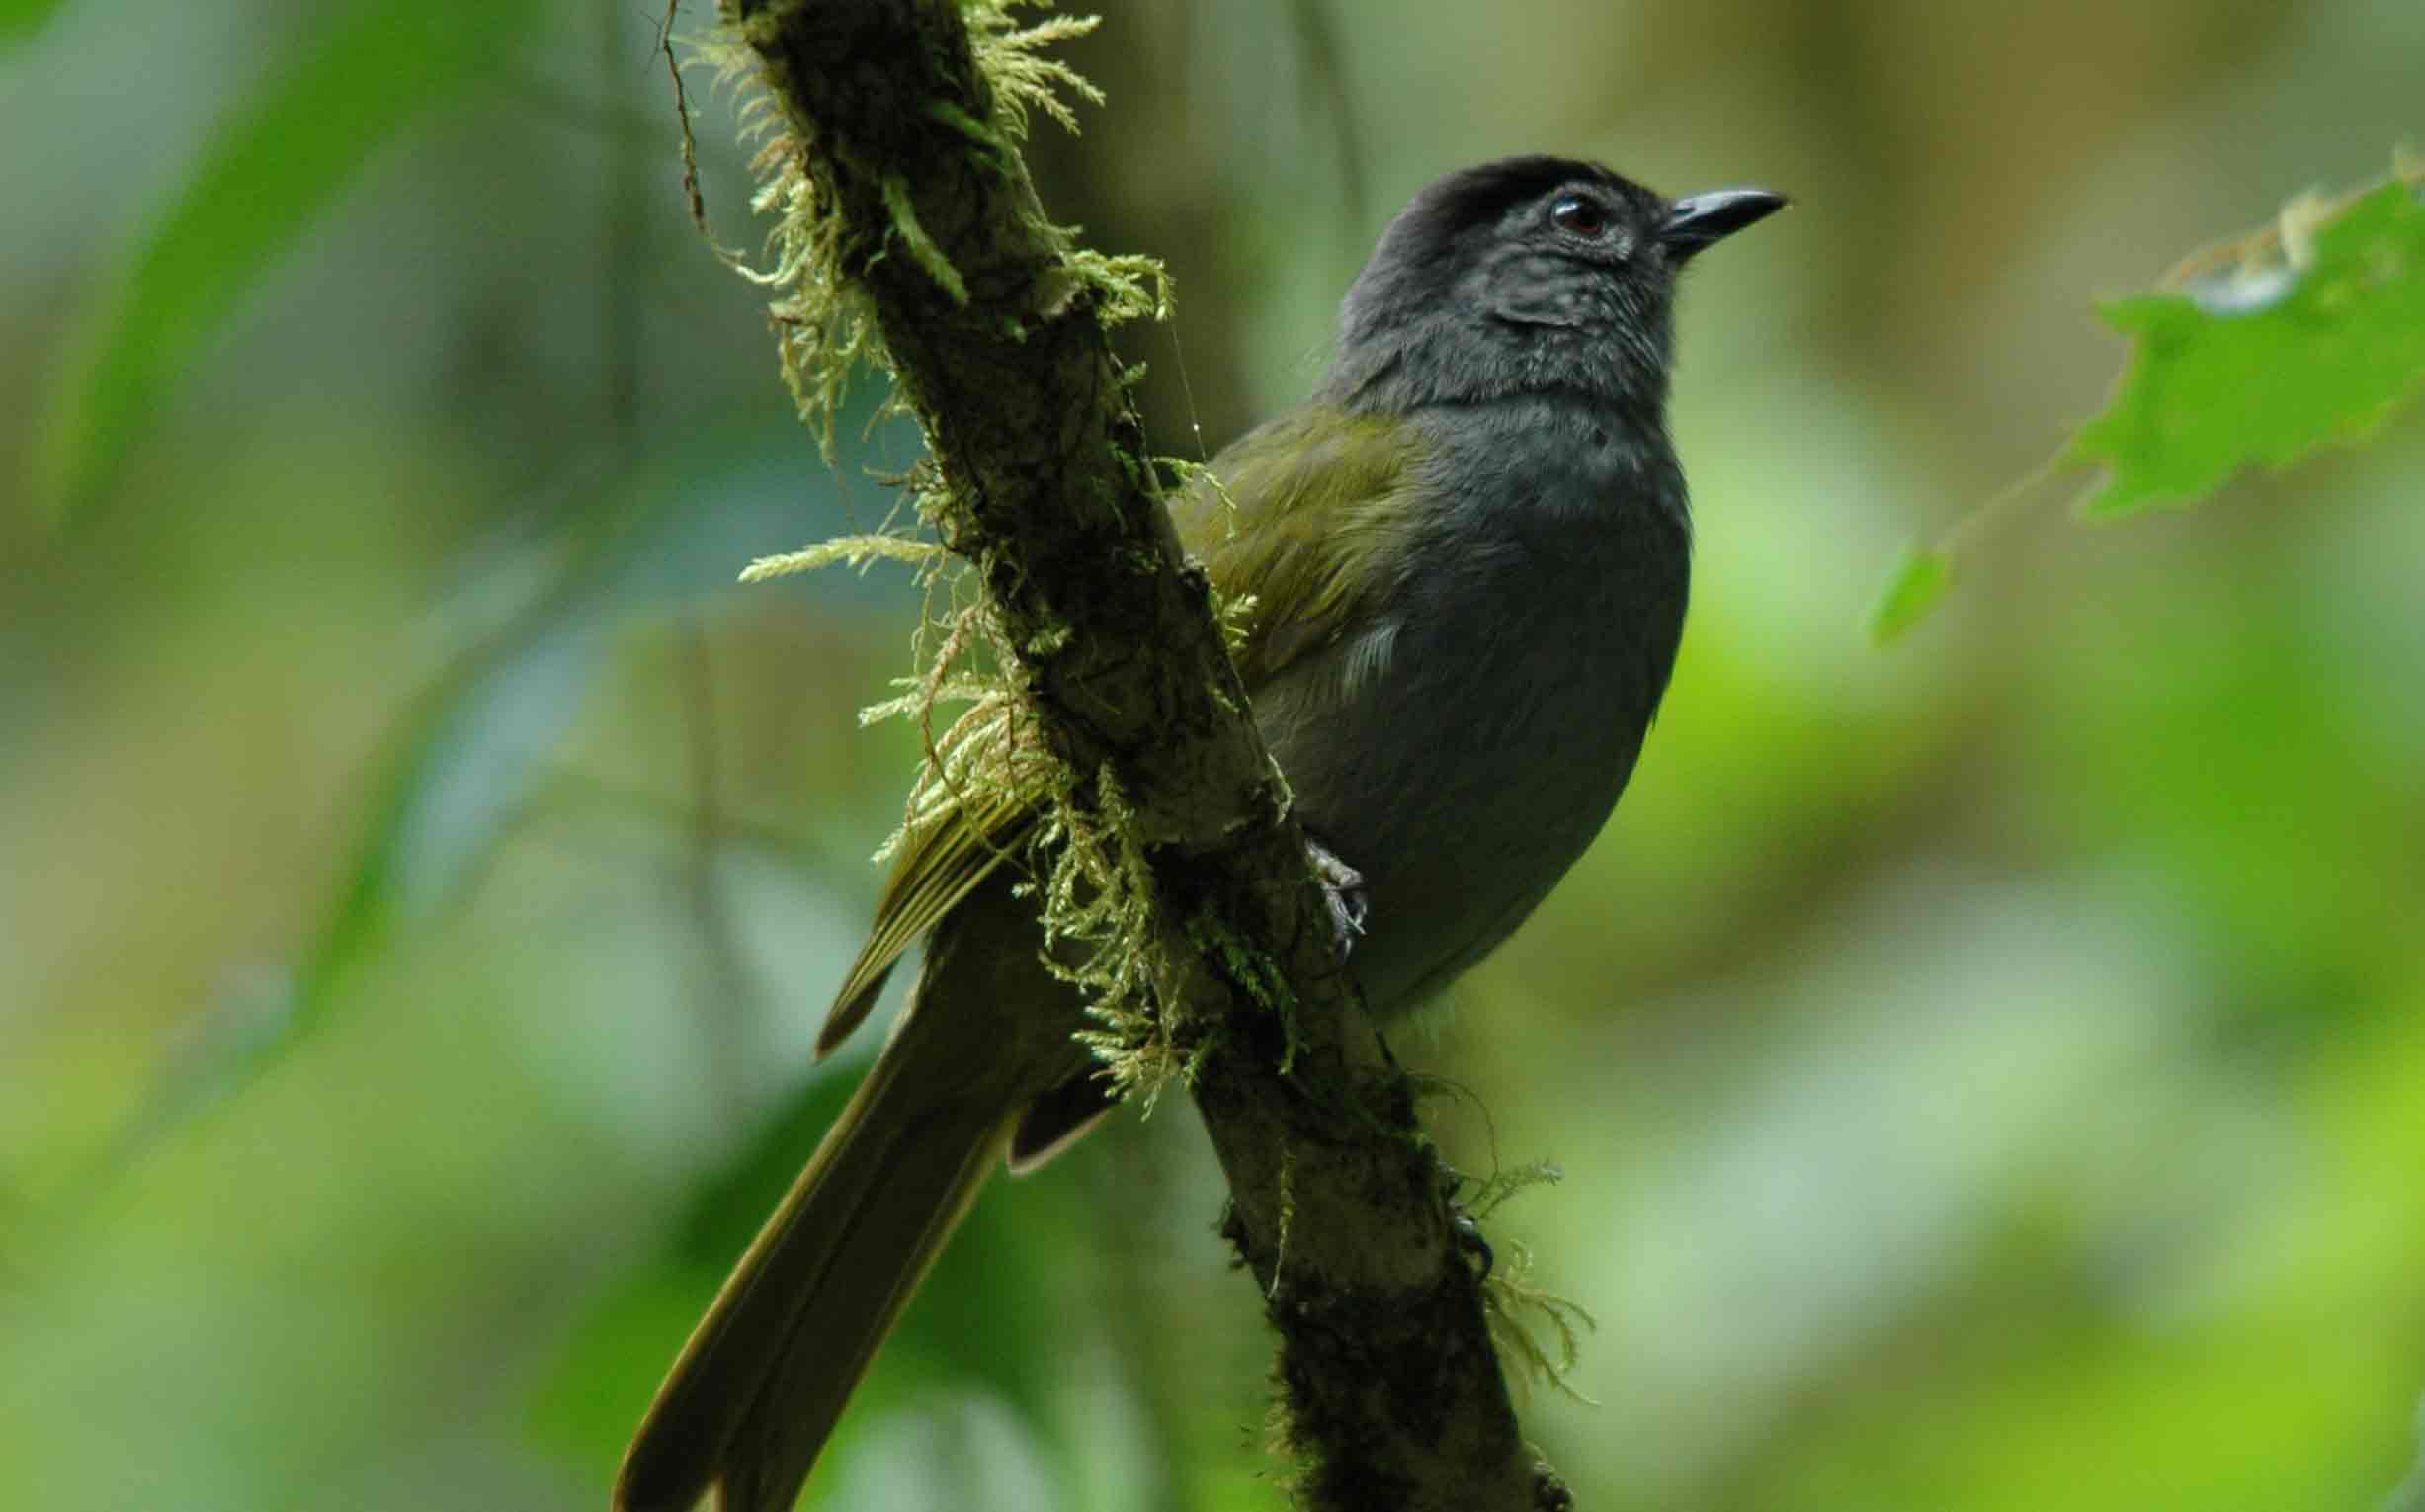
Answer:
(1466, 1161, 1598, 1401)
(694, 0, 1213, 1116)
(1185, 905, 1303, 1071)
(735, 532, 943, 583)
(880, 174, 968, 306)
(922, 97, 1010, 163)
(1051, 765, 1187, 1107)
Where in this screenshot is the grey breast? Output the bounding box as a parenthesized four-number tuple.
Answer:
(1258, 397, 1691, 1018)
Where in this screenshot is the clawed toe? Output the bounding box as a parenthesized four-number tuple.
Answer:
(1305, 834, 1369, 962)
(1453, 1208, 1495, 1280)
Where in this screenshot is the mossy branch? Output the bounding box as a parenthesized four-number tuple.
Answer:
(710, 1, 1561, 1507)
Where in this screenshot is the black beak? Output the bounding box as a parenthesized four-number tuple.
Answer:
(1660, 187, 1788, 261)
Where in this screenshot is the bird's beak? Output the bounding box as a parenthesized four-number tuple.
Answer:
(1660, 187, 1788, 261)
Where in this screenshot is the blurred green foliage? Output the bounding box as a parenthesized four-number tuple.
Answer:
(4, 2, 2423, 1511)
(33, 0, 544, 524)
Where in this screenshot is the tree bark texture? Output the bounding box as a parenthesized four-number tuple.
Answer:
(723, 3, 1566, 1507)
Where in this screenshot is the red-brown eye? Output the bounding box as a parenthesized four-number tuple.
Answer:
(1549, 193, 1608, 237)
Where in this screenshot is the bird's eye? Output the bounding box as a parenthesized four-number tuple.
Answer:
(1549, 194, 1609, 237)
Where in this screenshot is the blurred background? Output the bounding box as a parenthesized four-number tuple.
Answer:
(5, 0, 2423, 1508)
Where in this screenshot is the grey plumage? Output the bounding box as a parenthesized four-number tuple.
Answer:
(1265, 157, 1712, 1012)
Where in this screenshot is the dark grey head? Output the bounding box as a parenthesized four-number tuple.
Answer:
(1322, 156, 1784, 415)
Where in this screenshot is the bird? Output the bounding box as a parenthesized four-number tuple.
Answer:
(615, 155, 1784, 1512)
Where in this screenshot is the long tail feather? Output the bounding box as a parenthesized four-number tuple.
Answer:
(615, 1035, 1012, 1512)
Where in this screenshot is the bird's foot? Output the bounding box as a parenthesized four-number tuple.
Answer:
(1439, 1168, 1495, 1280)
(1305, 834, 1368, 961)
(1453, 1207, 1496, 1281)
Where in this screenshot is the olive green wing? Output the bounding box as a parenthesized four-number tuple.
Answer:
(818, 781, 1035, 1056)
(825, 404, 1423, 1051)
(1172, 404, 1431, 693)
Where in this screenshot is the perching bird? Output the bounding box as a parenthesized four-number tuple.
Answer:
(617, 155, 1783, 1512)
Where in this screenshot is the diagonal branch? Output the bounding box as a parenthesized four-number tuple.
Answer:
(717, 1, 1563, 1506)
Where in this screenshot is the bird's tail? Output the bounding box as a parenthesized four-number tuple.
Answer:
(614, 1012, 1014, 1512)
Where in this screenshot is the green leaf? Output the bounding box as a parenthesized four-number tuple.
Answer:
(1867, 544, 1956, 645)
(2072, 180, 2425, 518)
(30, 0, 538, 526)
